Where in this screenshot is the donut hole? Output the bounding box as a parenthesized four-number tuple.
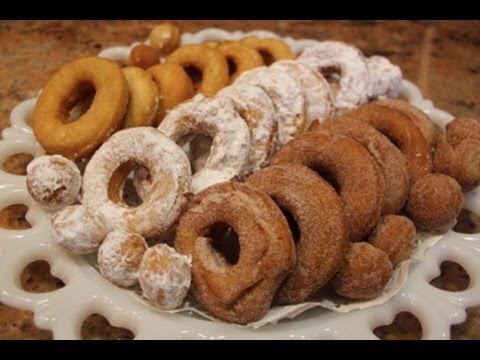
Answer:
(205, 222, 240, 265)
(20, 260, 65, 293)
(185, 65, 203, 92)
(373, 311, 423, 340)
(0, 204, 31, 229)
(279, 206, 301, 243)
(2, 153, 34, 175)
(81, 313, 135, 340)
(258, 50, 275, 66)
(189, 134, 213, 174)
(319, 66, 341, 95)
(108, 160, 145, 208)
(226, 57, 238, 76)
(453, 209, 480, 234)
(65, 83, 95, 123)
(429, 260, 470, 292)
(311, 166, 340, 193)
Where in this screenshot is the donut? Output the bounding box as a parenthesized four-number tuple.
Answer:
(51, 205, 107, 255)
(129, 44, 161, 70)
(331, 242, 393, 300)
(405, 173, 464, 232)
(246, 164, 349, 304)
(157, 96, 251, 193)
(82, 127, 192, 238)
(174, 182, 295, 324)
(215, 42, 264, 83)
(32, 56, 129, 161)
(149, 22, 181, 55)
(312, 116, 410, 215)
(139, 244, 192, 310)
(235, 67, 306, 147)
(166, 44, 229, 96)
(26, 155, 81, 211)
(446, 117, 480, 147)
(147, 63, 195, 126)
(346, 103, 432, 182)
(272, 132, 385, 243)
(98, 230, 148, 288)
(366, 55, 402, 100)
(121, 66, 159, 128)
(270, 60, 334, 126)
(367, 215, 416, 266)
(298, 41, 371, 115)
(240, 37, 295, 65)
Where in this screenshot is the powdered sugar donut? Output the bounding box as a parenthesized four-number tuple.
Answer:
(98, 230, 148, 288)
(298, 41, 371, 115)
(158, 95, 251, 193)
(139, 244, 192, 310)
(234, 67, 306, 147)
(82, 127, 191, 238)
(366, 55, 402, 100)
(271, 60, 334, 125)
(26, 155, 81, 211)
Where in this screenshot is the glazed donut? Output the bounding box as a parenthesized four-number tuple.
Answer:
(98, 230, 148, 288)
(312, 116, 410, 215)
(26, 155, 81, 211)
(149, 22, 181, 55)
(166, 44, 229, 97)
(405, 173, 463, 232)
(271, 60, 334, 125)
(235, 67, 306, 147)
(129, 44, 161, 70)
(82, 127, 192, 238)
(174, 182, 295, 324)
(298, 41, 371, 115)
(121, 66, 159, 128)
(246, 164, 349, 304)
(240, 37, 295, 65)
(139, 244, 192, 310)
(32, 57, 129, 161)
(215, 42, 264, 83)
(331, 242, 393, 300)
(51, 205, 107, 255)
(366, 55, 402, 100)
(367, 215, 416, 266)
(157, 96, 251, 193)
(346, 103, 433, 182)
(272, 132, 385, 243)
(147, 63, 195, 126)
(445, 117, 480, 147)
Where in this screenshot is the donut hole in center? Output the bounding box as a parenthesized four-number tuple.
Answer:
(108, 160, 147, 208)
(189, 134, 213, 174)
(226, 57, 238, 76)
(311, 166, 340, 194)
(205, 222, 240, 265)
(278, 206, 301, 243)
(258, 50, 275, 66)
(65, 82, 96, 123)
(184, 65, 203, 92)
(319, 65, 341, 96)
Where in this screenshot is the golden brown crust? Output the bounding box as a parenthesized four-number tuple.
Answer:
(272, 132, 385, 242)
(215, 42, 264, 83)
(129, 44, 161, 70)
(241, 37, 295, 65)
(246, 164, 349, 304)
(174, 182, 295, 324)
(149, 22, 181, 55)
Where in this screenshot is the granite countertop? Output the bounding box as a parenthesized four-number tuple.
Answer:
(0, 20, 479, 340)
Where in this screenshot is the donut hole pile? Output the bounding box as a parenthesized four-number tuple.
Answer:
(25, 23, 480, 325)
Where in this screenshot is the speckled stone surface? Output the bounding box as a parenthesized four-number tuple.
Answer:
(0, 20, 479, 340)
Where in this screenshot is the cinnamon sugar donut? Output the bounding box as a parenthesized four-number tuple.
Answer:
(129, 44, 161, 70)
(215, 42, 264, 83)
(174, 182, 295, 324)
(98, 230, 148, 288)
(368, 215, 416, 266)
(26, 155, 81, 211)
(246, 164, 349, 304)
(405, 173, 463, 232)
(139, 244, 192, 310)
(331, 242, 393, 300)
(366, 55, 402, 100)
(446, 117, 480, 147)
(346, 103, 432, 182)
(240, 37, 295, 65)
(149, 22, 181, 55)
(298, 41, 371, 115)
(235, 67, 306, 147)
(158, 96, 250, 193)
(271, 60, 334, 125)
(82, 127, 192, 238)
(312, 116, 410, 215)
(272, 132, 385, 242)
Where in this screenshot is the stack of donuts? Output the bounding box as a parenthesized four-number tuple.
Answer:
(24, 23, 480, 325)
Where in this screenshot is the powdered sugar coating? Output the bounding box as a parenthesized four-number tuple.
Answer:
(158, 95, 251, 193)
(298, 41, 371, 116)
(139, 244, 192, 310)
(367, 56, 402, 100)
(51, 205, 107, 254)
(271, 60, 334, 126)
(26, 154, 81, 211)
(98, 230, 148, 288)
(234, 67, 306, 147)
(82, 127, 192, 238)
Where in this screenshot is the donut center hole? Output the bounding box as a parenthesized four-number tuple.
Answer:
(189, 134, 213, 174)
(320, 66, 341, 96)
(109, 161, 147, 207)
(312, 166, 340, 193)
(206, 222, 240, 265)
(185, 65, 203, 91)
(66, 83, 95, 123)
(259, 49, 275, 66)
(226, 57, 238, 76)
(279, 207, 301, 243)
